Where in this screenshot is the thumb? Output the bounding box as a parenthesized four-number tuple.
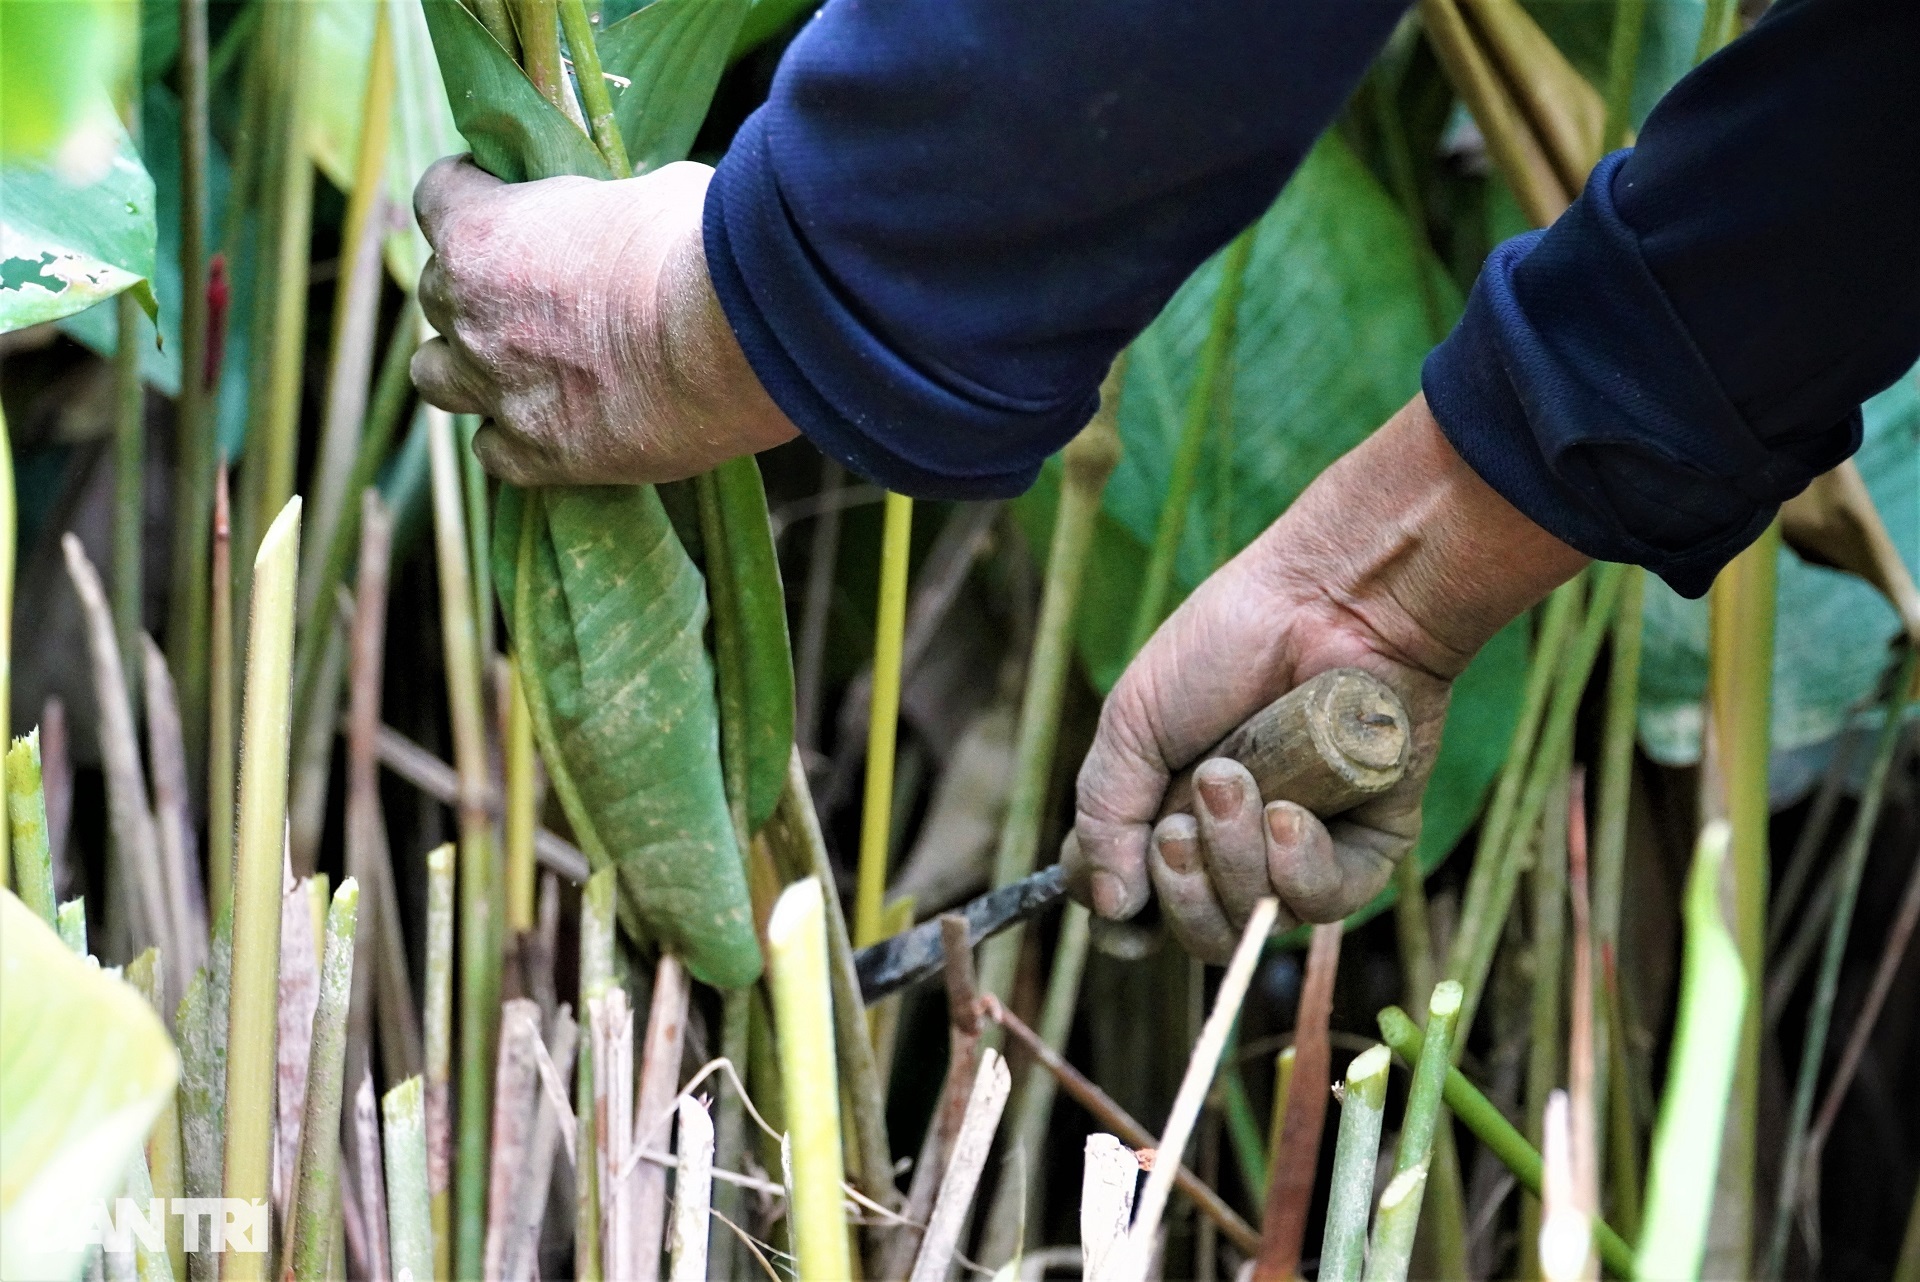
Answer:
(414, 154, 505, 246)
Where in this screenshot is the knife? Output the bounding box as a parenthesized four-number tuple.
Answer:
(852, 666, 1412, 1003)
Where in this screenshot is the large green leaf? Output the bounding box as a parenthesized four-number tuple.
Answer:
(705, 456, 795, 831)
(0, 123, 157, 335)
(1637, 368, 1920, 768)
(0, 0, 136, 165)
(497, 486, 760, 987)
(419, 0, 612, 183)
(598, 0, 749, 174)
(0, 890, 180, 1282)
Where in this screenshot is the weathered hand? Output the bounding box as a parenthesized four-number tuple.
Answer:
(410, 156, 798, 485)
(1071, 395, 1587, 962)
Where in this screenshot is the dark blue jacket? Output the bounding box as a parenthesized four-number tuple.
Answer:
(704, 0, 1919, 597)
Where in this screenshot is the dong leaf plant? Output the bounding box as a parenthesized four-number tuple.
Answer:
(419, 0, 788, 988)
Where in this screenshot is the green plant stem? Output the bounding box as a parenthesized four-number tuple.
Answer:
(765, 750, 897, 1218)
(1396, 982, 1460, 1175)
(56, 896, 86, 954)
(288, 307, 419, 747)
(979, 901, 1093, 1264)
(511, 0, 571, 116)
(1363, 1164, 1430, 1282)
(1453, 566, 1624, 1039)
(1702, 524, 1778, 1277)
(1218, 1057, 1267, 1201)
(457, 416, 493, 659)
(1319, 1045, 1390, 1282)
(1600, 0, 1647, 152)
(248, 0, 314, 562)
(576, 868, 615, 1282)
(7, 731, 56, 926)
(1127, 230, 1253, 654)
(978, 366, 1122, 1004)
(383, 1077, 435, 1282)
(423, 842, 456, 1281)
(220, 498, 302, 1282)
(208, 466, 235, 920)
(1520, 770, 1571, 1278)
(430, 406, 501, 1282)
(470, 0, 522, 61)
(767, 878, 853, 1281)
(113, 292, 144, 714)
(1268, 1046, 1295, 1187)
(1764, 646, 1918, 1279)
(1637, 821, 1744, 1282)
(503, 659, 536, 933)
(854, 491, 913, 947)
(168, 0, 214, 775)
(176, 917, 230, 1282)
(300, 8, 395, 620)
(290, 880, 362, 1282)
(559, 0, 633, 176)
(1446, 576, 1581, 1010)
(127, 951, 187, 1282)
(1376, 1005, 1635, 1278)
(1590, 567, 1641, 1135)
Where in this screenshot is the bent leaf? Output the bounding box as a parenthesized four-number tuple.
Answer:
(497, 486, 760, 988)
(0, 890, 180, 1282)
(707, 456, 795, 831)
(0, 124, 158, 334)
(419, 0, 611, 184)
(598, 0, 750, 174)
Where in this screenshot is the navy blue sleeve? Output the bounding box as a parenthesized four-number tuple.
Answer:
(704, 0, 1408, 499)
(1424, 0, 1920, 597)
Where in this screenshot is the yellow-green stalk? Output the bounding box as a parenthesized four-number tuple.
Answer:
(767, 878, 852, 1280)
(423, 841, 456, 1281)
(384, 1077, 434, 1282)
(1320, 1044, 1391, 1282)
(854, 491, 913, 947)
(127, 949, 187, 1282)
(220, 496, 302, 1282)
(559, 0, 632, 177)
(1370, 979, 1462, 1277)
(7, 731, 55, 926)
(504, 658, 537, 934)
(429, 405, 502, 1281)
(1702, 525, 1777, 1276)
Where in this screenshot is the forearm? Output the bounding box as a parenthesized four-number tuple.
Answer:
(1424, 0, 1919, 597)
(706, 0, 1409, 498)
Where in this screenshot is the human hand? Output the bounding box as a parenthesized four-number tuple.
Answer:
(410, 156, 798, 485)
(1070, 395, 1587, 961)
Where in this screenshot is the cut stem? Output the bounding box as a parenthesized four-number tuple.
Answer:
(384, 1077, 435, 1282)
(290, 880, 362, 1282)
(1320, 1044, 1392, 1282)
(423, 841, 456, 1280)
(7, 731, 56, 927)
(220, 498, 302, 1282)
(767, 879, 852, 1281)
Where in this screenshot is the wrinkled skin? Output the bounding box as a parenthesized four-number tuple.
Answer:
(1070, 397, 1587, 961)
(411, 156, 798, 485)
(408, 154, 1586, 961)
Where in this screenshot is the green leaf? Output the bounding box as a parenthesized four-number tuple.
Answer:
(0, 889, 180, 1282)
(419, 0, 611, 183)
(1104, 133, 1462, 593)
(706, 456, 795, 831)
(0, 0, 136, 164)
(498, 487, 762, 988)
(597, 0, 749, 174)
(1636, 367, 1920, 768)
(0, 124, 157, 334)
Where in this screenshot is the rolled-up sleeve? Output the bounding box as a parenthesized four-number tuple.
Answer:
(1423, 0, 1920, 597)
(704, 0, 1408, 499)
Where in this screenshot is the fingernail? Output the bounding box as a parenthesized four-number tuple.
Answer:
(1160, 832, 1198, 874)
(1197, 771, 1243, 821)
(1266, 802, 1297, 845)
(1091, 871, 1127, 918)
